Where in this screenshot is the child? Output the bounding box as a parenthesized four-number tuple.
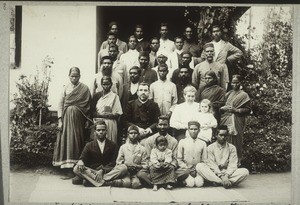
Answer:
(196, 99, 218, 144)
(150, 135, 176, 191)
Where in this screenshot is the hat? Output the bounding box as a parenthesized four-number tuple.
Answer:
(127, 125, 139, 133)
(188, 121, 200, 128)
(203, 43, 214, 50)
(156, 50, 169, 58)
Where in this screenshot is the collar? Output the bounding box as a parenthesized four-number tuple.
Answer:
(97, 138, 106, 144)
(137, 98, 149, 106)
(176, 49, 183, 54)
(137, 38, 143, 42)
(216, 141, 228, 149)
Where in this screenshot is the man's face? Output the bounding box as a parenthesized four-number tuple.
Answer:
(135, 27, 143, 39)
(184, 91, 195, 103)
(102, 59, 113, 73)
(179, 68, 189, 78)
(212, 27, 222, 41)
(205, 47, 215, 62)
(160, 26, 168, 39)
(128, 129, 139, 143)
(184, 27, 193, 40)
(107, 35, 116, 45)
(188, 124, 199, 139)
(108, 47, 119, 60)
(175, 38, 184, 50)
(157, 119, 169, 135)
(216, 129, 228, 145)
(150, 39, 160, 52)
(69, 71, 80, 85)
(139, 56, 149, 68)
(110, 25, 118, 34)
(158, 66, 168, 81)
(95, 124, 107, 141)
(157, 55, 167, 65)
(137, 85, 150, 101)
(128, 37, 137, 50)
(182, 53, 192, 66)
(129, 68, 140, 83)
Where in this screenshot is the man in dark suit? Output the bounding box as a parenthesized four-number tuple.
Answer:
(72, 120, 118, 186)
(124, 82, 161, 141)
(134, 24, 150, 52)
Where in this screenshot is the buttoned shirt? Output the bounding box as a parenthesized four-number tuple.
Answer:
(150, 148, 172, 166)
(192, 60, 229, 92)
(116, 142, 148, 169)
(177, 133, 207, 169)
(158, 38, 175, 56)
(119, 49, 140, 73)
(206, 142, 238, 176)
(144, 133, 178, 167)
(113, 60, 128, 83)
(170, 102, 200, 129)
(149, 79, 178, 115)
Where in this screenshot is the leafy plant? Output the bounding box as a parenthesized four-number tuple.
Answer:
(10, 56, 58, 166)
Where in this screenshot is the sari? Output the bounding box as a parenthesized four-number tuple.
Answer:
(93, 91, 123, 144)
(220, 90, 250, 160)
(53, 82, 91, 168)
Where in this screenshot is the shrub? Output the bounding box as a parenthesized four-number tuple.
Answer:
(240, 10, 292, 172)
(10, 56, 58, 167)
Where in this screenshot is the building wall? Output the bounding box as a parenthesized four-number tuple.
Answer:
(10, 6, 97, 111)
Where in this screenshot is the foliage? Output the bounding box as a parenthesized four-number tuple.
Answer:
(239, 10, 292, 172)
(10, 56, 57, 166)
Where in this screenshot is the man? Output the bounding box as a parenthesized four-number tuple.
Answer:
(138, 51, 158, 85)
(177, 121, 207, 187)
(151, 50, 171, 80)
(121, 66, 141, 109)
(100, 21, 128, 54)
(168, 36, 195, 75)
(134, 24, 150, 52)
(149, 64, 177, 116)
(183, 26, 201, 57)
(108, 43, 127, 83)
(192, 43, 229, 93)
(124, 82, 161, 140)
(119, 35, 140, 76)
(72, 120, 118, 187)
(201, 24, 243, 64)
(171, 51, 194, 85)
(100, 125, 151, 188)
(143, 115, 189, 186)
(174, 66, 193, 104)
(149, 37, 160, 68)
(196, 125, 249, 189)
(98, 32, 123, 70)
(157, 23, 175, 56)
(90, 56, 123, 98)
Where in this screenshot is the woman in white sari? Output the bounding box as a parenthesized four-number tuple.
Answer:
(91, 76, 123, 144)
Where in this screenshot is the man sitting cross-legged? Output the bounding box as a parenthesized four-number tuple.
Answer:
(177, 121, 207, 187)
(196, 124, 249, 189)
(72, 120, 118, 187)
(99, 125, 151, 188)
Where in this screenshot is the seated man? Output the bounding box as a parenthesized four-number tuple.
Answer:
(124, 82, 161, 140)
(177, 121, 207, 187)
(196, 125, 249, 189)
(100, 125, 151, 188)
(72, 120, 118, 187)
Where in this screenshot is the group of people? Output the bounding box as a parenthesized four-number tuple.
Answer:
(52, 21, 251, 190)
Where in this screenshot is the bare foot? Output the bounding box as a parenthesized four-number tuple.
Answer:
(166, 184, 173, 190)
(152, 185, 158, 191)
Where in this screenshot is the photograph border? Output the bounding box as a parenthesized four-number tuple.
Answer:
(1, 1, 299, 205)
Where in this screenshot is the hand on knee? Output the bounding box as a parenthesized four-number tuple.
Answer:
(195, 175, 204, 187)
(185, 175, 195, 187)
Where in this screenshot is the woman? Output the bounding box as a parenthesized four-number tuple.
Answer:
(196, 70, 226, 122)
(220, 74, 251, 162)
(53, 67, 92, 176)
(170, 85, 199, 141)
(91, 76, 123, 144)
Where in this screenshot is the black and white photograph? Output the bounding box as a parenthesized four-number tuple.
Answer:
(1, 2, 299, 205)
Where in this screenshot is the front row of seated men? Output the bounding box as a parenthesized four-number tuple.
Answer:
(72, 116, 248, 189)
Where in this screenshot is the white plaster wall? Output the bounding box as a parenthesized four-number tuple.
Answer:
(10, 6, 96, 111)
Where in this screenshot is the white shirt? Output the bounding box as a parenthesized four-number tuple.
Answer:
(130, 82, 139, 95)
(170, 102, 200, 129)
(97, 139, 106, 153)
(158, 38, 175, 56)
(212, 40, 223, 62)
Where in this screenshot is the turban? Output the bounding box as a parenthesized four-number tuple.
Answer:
(203, 43, 214, 50)
(139, 51, 149, 58)
(156, 50, 169, 58)
(188, 121, 200, 128)
(127, 125, 139, 133)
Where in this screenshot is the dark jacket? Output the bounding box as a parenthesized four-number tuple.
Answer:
(79, 138, 118, 172)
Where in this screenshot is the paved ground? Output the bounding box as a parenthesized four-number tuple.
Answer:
(9, 167, 291, 204)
